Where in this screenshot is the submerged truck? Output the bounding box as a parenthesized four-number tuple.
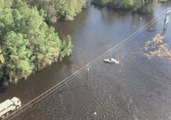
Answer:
(0, 97, 21, 119)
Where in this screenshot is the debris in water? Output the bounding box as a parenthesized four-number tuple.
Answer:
(143, 34, 171, 60)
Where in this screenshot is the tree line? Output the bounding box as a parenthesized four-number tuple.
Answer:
(0, 0, 87, 85)
(24, 0, 87, 23)
(92, 0, 171, 13)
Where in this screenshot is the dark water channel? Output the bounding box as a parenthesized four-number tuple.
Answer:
(1, 2, 171, 120)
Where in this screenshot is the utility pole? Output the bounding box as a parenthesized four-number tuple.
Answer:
(162, 8, 171, 35)
(163, 8, 171, 30)
(86, 64, 89, 88)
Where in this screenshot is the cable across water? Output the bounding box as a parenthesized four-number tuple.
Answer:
(6, 8, 166, 120)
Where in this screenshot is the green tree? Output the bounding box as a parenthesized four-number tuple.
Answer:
(2, 31, 33, 83)
(59, 35, 73, 60)
(25, 0, 87, 23)
(0, 48, 4, 65)
(92, 0, 159, 13)
(0, 48, 4, 82)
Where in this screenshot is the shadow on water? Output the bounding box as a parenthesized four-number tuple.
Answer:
(0, 84, 5, 93)
(55, 7, 89, 39)
(0, 79, 8, 93)
(0, 67, 9, 93)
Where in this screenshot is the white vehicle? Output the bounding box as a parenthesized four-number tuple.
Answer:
(0, 97, 21, 119)
(103, 58, 120, 64)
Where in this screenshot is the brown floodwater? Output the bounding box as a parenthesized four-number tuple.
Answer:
(1, 2, 171, 120)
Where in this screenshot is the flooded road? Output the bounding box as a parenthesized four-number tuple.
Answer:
(1, 2, 171, 120)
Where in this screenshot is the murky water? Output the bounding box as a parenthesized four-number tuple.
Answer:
(1, 2, 171, 120)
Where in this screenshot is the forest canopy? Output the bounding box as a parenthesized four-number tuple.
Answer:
(92, 0, 170, 13)
(0, 0, 73, 84)
(24, 0, 87, 23)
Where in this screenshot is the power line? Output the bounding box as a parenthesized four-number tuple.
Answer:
(6, 8, 166, 120)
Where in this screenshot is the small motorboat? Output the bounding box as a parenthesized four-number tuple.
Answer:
(103, 58, 120, 64)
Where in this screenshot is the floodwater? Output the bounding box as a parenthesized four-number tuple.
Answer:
(1, 2, 171, 120)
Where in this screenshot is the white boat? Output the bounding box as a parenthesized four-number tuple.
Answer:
(103, 58, 120, 64)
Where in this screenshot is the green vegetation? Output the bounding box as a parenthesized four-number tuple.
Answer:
(0, 0, 73, 84)
(158, 0, 171, 2)
(25, 0, 87, 23)
(92, 0, 168, 13)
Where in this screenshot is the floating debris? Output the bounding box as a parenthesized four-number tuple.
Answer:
(144, 34, 171, 60)
(144, 34, 164, 51)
